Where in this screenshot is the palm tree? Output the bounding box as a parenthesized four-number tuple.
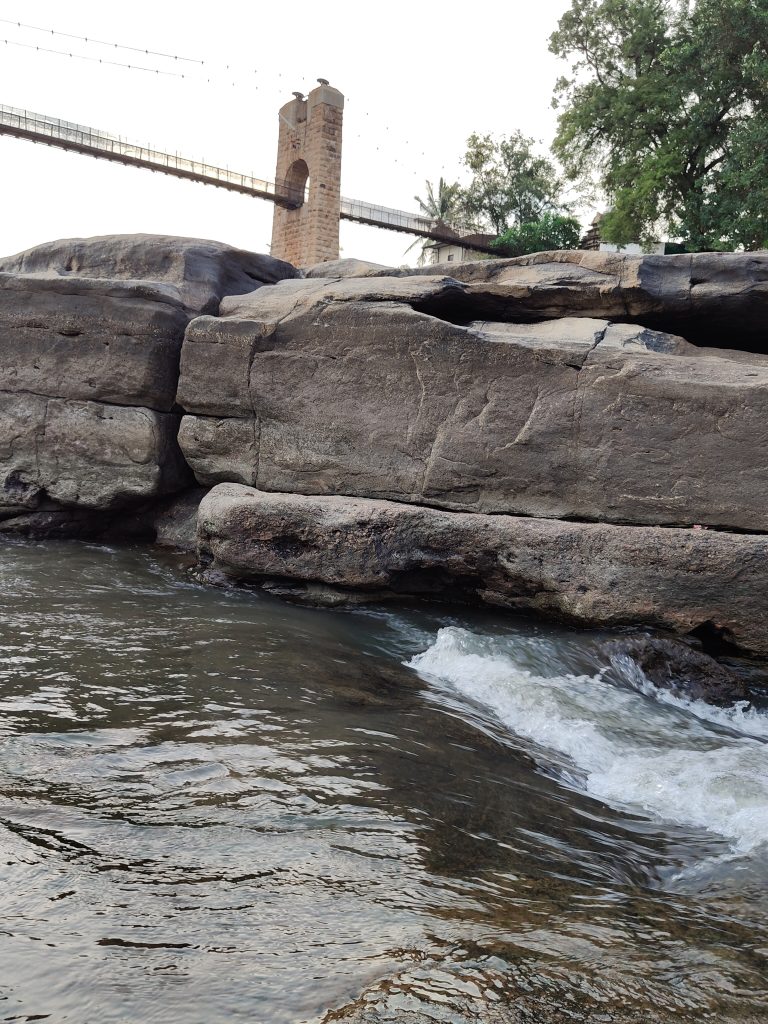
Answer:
(405, 177, 463, 265)
(415, 177, 462, 221)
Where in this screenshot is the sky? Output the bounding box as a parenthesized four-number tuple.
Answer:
(0, 0, 575, 266)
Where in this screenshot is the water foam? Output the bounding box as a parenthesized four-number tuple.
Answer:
(408, 628, 768, 854)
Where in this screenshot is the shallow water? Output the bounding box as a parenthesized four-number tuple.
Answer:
(0, 541, 766, 1023)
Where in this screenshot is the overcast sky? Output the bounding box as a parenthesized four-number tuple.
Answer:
(0, 0, 575, 266)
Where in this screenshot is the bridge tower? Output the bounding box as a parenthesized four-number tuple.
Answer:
(270, 80, 344, 267)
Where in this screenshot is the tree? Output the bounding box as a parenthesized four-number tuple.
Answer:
(405, 177, 463, 264)
(550, 0, 768, 250)
(458, 132, 563, 234)
(414, 177, 462, 222)
(492, 213, 582, 257)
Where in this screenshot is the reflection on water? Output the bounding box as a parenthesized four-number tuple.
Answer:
(0, 540, 766, 1024)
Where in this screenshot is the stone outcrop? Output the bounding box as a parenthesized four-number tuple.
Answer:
(303, 257, 392, 279)
(0, 393, 189, 514)
(0, 234, 299, 316)
(1, 235, 766, 663)
(0, 235, 296, 530)
(391, 250, 768, 353)
(196, 484, 768, 657)
(177, 274, 768, 532)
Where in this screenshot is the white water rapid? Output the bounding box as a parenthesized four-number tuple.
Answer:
(409, 627, 768, 856)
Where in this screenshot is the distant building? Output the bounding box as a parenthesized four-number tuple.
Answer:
(422, 224, 497, 265)
(580, 212, 665, 255)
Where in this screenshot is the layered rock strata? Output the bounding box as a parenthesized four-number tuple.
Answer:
(177, 275, 768, 531)
(0, 235, 298, 529)
(1, 234, 765, 658)
(306, 249, 768, 353)
(197, 484, 768, 657)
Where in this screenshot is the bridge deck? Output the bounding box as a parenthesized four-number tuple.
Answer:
(0, 105, 497, 254)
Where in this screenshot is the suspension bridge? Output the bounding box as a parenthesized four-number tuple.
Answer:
(0, 101, 496, 264)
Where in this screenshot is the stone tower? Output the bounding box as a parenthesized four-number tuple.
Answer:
(270, 80, 344, 267)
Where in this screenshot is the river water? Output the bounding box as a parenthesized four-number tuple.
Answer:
(0, 541, 766, 1024)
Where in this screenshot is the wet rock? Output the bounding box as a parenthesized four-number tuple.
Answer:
(150, 487, 210, 551)
(196, 484, 768, 657)
(604, 635, 751, 705)
(177, 276, 768, 531)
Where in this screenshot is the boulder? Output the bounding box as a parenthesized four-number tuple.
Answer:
(0, 273, 188, 411)
(0, 393, 191, 515)
(196, 484, 768, 657)
(0, 234, 299, 316)
(177, 276, 768, 531)
(0, 234, 296, 532)
(303, 257, 393, 278)
(603, 635, 751, 706)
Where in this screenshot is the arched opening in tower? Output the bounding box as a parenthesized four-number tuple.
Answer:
(284, 159, 309, 207)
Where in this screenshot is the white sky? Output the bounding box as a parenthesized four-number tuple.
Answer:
(0, 0, 574, 267)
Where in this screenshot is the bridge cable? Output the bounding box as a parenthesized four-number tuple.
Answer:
(0, 17, 203, 63)
(2, 18, 453, 185)
(1, 38, 189, 77)
(1, 15, 438, 169)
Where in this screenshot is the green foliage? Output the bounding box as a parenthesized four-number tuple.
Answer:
(413, 176, 462, 222)
(405, 177, 463, 265)
(492, 213, 582, 257)
(550, 0, 768, 250)
(458, 132, 564, 234)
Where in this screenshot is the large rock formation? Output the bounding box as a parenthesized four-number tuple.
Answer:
(1, 235, 765, 659)
(305, 249, 768, 352)
(197, 484, 768, 657)
(376, 250, 768, 353)
(177, 274, 768, 531)
(0, 235, 297, 531)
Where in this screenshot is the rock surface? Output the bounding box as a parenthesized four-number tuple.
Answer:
(603, 635, 751, 705)
(0, 234, 299, 316)
(196, 484, 768, 657)
(395, 250, 768, 352)
(303, 257, 393, 279)
(0, 273, 189, 410)
(0, 234, 296, 528)
(177, 274, 768, 531)
(1, 236, 765, 668)
(0, 393, 190, 514)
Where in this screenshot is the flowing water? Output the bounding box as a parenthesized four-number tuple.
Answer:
(0, 540, 766, 1024)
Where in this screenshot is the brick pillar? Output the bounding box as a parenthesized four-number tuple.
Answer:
(270, 82, 343, 267)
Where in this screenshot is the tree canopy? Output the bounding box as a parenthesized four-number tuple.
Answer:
(492, 213, 582, 257)
(550, 0, 768, 250)
(413, 177, 463, 223)
(458, 132, 564, 235)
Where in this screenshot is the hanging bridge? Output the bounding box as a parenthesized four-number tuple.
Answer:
(0, 104, 495, 255)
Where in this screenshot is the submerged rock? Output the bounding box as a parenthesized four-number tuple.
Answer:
(196, 484, 768, 657)
(604, 635, 751, 706)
